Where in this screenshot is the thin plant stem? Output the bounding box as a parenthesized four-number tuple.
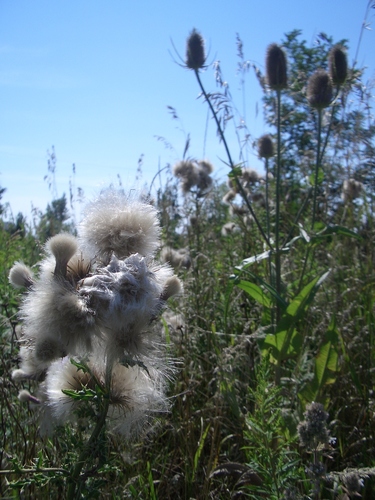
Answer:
(275, 89, 282, 323)
(311, 109, 323, 230)
(193, 69, 272, 250)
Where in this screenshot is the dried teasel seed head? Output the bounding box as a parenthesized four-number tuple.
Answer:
(329, 45, 348, 86)
(186, 29, 206, 70)
(265, 43, 288, 90)
(307, 69, 333, 109)
(258, 134, 275, 159)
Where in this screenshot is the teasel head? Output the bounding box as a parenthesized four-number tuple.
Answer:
(186, 29, 206, 70)
(329, 45, 348, 86)
(307, 69, 333, 109)
(258, 134, 275, 159)
(265, 43, 288, 90)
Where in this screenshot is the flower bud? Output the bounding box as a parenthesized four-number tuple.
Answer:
(186, 29, 206, 70)
(329, 45, 348, 86)
(265, 44, 288, 90)
(307, 69, 333, 109)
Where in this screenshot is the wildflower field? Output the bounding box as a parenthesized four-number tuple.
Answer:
(1, 24, 375, 500)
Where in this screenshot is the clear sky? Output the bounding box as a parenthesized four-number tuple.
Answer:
(0, 0, 374, 222)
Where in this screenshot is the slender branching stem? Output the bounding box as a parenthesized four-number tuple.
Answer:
(193, 69, 272, 250)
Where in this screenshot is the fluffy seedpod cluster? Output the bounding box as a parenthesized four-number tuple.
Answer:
(9, 188, 182, 437)
(173, 159, 214, 195)
(160, 246, 191, 271)
(222, 167, 264, 223)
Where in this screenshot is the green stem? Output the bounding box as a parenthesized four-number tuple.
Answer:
(311, 109, 322, 230)
(66, 361, 113, 500)
(275, 89, 282, 323)
(193, 69, 272, 250)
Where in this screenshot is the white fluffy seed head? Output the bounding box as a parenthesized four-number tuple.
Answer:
(47, 233, 79, 277)
(9, 262, 34, 288)
(18, 389, 32, 402)
(79, 188, 161, 262)
(12, 368, 28, 381)
(161, 276, 183, 301)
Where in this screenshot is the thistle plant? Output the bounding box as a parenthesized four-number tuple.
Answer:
(9, 188, 182, 497)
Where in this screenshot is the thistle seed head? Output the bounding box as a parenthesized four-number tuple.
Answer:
(265, 43, 288, 90)
(307, 69, 333, 109)
(9, 262, 34, 288)
(329, 45, 348, 86)
(48, 233, 78, 277)
(186, 29, 206, 70)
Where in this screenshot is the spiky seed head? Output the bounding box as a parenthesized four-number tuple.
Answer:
(9, 262, 34, 288)
(265, 44, 288, 90)
(258, 134, 275, 158)
(307, 70, 333, 109)
(329, 45, 348, 86)
(186, 29, 206, 70)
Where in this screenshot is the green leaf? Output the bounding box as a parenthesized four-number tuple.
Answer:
(286, 270, 330, 318)
(298, 321, 339, 404)
(309, 167, 324, 186)
(228, 165, 243, 178)
(236, 280, 272, 308)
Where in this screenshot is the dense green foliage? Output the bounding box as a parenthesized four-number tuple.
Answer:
(1, 28, 375, 499)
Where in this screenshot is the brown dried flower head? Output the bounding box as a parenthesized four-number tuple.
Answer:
(186, 29, 206, 70)
(329, 45, 348, 86)
(307, 69, 333, 109)
(258, 134, 275, 159)
(265, 43, 288, 90)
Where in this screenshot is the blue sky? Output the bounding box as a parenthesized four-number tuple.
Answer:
(0, 0, 374, 221)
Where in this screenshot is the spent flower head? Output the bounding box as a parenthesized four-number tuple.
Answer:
(258, 134, 275, 159)
(265, 43, 288, 90)
(307, 69, 333, 109)
(329, 44, 348, 86)
(186, 29, 206, 70)
(10, 188, 182, 438)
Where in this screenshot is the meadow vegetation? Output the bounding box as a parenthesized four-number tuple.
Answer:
(1, 22, 375, 499)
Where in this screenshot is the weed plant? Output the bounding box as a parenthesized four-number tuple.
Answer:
(1, 17, 375, 500)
